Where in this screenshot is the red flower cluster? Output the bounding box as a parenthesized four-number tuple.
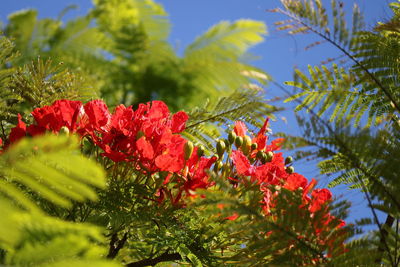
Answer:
(6, 99, 216, 203)
(4, 99, 347, 260)
(229, 119, 346, 258)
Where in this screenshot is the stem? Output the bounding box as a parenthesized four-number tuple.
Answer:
(376, 214, 395, 265)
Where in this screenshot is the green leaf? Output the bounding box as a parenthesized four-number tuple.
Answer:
(186, 19, 267, 58)
(0, 134, 106, 209)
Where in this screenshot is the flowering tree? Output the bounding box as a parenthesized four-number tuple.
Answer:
(6, 0, 400, 265)
(0, 99, 346, 266)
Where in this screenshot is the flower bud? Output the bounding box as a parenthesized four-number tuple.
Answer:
(256, 150, 265, 160)
(228, 131, 237, 144)
(81, 136, 92, 154)
(260, 154, 268, 164)
(285, 156, 293, 165)
(266, 151, 274, 162)
(216, 140, 226, 157)
(251, 143, 258, 150)
(184, 141, 194, 160)
(213, 160, 223, 172)
(59, 126, 70, 135)
(241, 135, 252, 155)
(286, 166, 294, 174)
(197, 145, 205, 157)
(235, 136, 243, 148)
(223, 139, 230, 149)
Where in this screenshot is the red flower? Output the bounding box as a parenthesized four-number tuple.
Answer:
(9, 114, 27, 143)
(110, 104, 135, 136)
(252, 118, 269, 150)
(93, 101, 191, 172)
(231, 150, 254, 176)
(182, 154, 217, 194)
(265, 138, 285, 152)
(32, 100, 82, 132)
(82, 99, 111, 131)
(309, 189, 332, 213)
(154, 135, 186, 172)
(147, 101, 170, 121)
(224, 212, 239, 221)
(31, 105, 54, 129)
(171, 111, 189, 133)
(101, 145, 127, 162)
(227, 121, 346, 258)
(233, 121, 247, 137)
(253, 153, 286, 185)
(136, 137, 155, 160)
(284, 173, 308, 191)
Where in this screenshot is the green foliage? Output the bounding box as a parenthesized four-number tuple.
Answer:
(330, 236, 379, 266)
(189, 174, 349, 266)
(274, 0, 364, 50)
(10, 59, 99, 108)
(0, 134, 118, 266)
(0, 35, 19, 131)
(0, 134, 106, 209)
(277, 0, 400, 128)
(184, 89, 281, 152)
(94, 0, 268, 110)
(2, 0, 268, 111)
(83, 163, 231, 266)
(285, 64, 370, 126)
(0, 34, 99, 136)
(182, 20, 267, 107)
(276, 0, 400, 265)
(5, 9, 107, 91)
(93, 0, 170, 41)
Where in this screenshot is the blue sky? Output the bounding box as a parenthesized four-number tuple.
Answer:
(0, 0, 392, 227)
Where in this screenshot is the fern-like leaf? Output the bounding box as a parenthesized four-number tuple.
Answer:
(273, 0, 364, 51)
(0, 134, 106, 209)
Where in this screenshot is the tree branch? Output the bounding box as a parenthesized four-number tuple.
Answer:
(126, 251, 182, 267)
(376, 214, 395, 264)
(107, 232, 128, 259)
